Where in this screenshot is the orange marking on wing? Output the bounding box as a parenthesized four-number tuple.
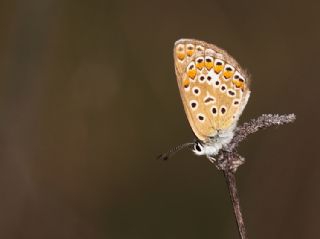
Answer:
(176, 44, 185, 61)
(223, 70, 234, 79)
(214, 65, 223, 74)
(205, 61, 214, 70)
(183, 78, 190, 88)
(196, 62, 204, 69)
(177, 52, 185, 60)
(186, 44, 194, 56)
(232, 79, 245, 89)
(195, 58, 205, 70)
(187, 69, 197, 79)
(186, 49, 194, 57)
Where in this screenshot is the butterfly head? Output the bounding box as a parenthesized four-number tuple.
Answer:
(192, 127, 235, 156)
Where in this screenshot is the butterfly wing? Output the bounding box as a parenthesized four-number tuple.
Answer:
(174, 39, 250, 142)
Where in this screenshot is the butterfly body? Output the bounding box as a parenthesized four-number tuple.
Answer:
(174, 39, 250, 157)
(193, 130, 234, 156)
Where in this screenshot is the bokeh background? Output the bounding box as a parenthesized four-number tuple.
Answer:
(1, 0, 320, 238)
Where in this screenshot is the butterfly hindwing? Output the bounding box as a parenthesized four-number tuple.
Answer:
(174, 39, 250, 142)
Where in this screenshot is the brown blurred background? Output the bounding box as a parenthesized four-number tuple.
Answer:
(0, 0, 319, 238)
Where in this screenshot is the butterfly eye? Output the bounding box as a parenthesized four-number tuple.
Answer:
(193, 142, 204, 154)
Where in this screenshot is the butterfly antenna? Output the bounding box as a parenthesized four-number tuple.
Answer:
(157, 142, 195, 160)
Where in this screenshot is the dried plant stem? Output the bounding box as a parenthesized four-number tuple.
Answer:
(224, 170, 247, 239)
(158, 113, 296, 239)
(214, 113, 296, 239)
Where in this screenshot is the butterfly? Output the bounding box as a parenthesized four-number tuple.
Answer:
(159, 39, 250, 162)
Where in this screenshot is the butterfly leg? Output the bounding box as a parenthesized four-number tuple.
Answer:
(208, 156, 216, 164)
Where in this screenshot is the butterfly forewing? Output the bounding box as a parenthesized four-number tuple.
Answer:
(174, 39, 250, 142)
